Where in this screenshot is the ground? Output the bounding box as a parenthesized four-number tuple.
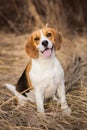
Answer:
(0, 31, 87, 130)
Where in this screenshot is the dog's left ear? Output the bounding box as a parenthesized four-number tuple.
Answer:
(51, 29, 62, 51)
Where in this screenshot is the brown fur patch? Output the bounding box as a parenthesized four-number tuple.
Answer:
(25, 60, 33, 90)
(16, 61, 33, 96)
(25, 32, 40, 59)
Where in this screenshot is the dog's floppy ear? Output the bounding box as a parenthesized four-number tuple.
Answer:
(25, 35, 39, 59)
(51, 29, 62, 51)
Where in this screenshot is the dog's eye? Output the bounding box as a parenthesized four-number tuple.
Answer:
(34, 37, 40, 41)
(47, 33, 52, 37)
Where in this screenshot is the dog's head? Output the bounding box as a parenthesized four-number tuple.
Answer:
(25, 27, 62, 59)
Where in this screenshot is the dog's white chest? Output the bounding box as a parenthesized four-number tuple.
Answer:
(29, 56, 64, 100)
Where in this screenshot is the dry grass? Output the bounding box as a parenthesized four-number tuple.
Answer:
(0, 33, 87, 130)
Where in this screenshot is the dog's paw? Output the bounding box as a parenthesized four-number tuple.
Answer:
(62, 107, 71, 115)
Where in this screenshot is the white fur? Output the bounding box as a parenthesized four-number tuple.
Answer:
(29, 52, 71, 114)
(37, 30, 53, 53)
(5, 84, 17, 94)
(5, 30, 71, 114)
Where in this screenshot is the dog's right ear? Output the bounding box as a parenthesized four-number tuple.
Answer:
(25, 35, 39, 59)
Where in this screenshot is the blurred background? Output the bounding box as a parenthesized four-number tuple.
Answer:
(0, 1, 87, 130)
(0, 0, 87, 34)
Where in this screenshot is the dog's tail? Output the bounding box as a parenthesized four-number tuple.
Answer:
(5, 83, 18, 96)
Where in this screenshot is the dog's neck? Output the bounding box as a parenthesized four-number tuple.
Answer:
(32, 51, 56, 70)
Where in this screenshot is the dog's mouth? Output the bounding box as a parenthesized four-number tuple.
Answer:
(41, 46, 53, 57)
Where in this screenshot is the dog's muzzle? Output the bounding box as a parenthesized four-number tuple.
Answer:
(41, 46, 53, 57)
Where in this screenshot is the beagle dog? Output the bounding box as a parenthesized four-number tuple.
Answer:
(5, 27, 71, 114)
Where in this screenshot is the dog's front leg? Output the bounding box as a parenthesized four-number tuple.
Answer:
(57, 81, 71, 115)
(35, 88, 44, 113)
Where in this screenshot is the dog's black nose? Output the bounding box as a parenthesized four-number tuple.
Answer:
(42, 40, 48, 47)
